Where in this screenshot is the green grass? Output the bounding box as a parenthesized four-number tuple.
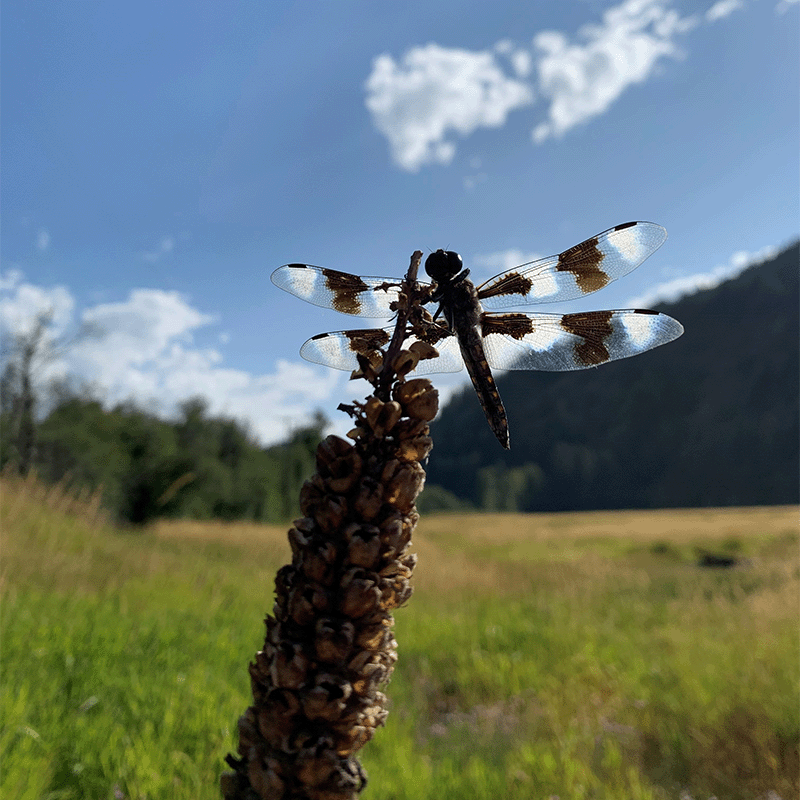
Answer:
(1, 475, 797, 799)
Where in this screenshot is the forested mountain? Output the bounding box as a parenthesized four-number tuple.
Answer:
(425, 242, 799, 511)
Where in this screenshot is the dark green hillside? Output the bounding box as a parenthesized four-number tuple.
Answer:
(426, 242, 799, 511)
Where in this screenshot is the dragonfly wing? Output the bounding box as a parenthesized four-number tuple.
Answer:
(479, 310, 684, 371)
(272, 264, 419, 317)
(478, 222, 668, 308)
(299, 327, 464, 373)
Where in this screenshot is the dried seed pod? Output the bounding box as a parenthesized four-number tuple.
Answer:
(391, 348, 419, 377)
(393, 378, 439, 421)
(257, 690, 300, 749)
(354, 618, 392, 651)
(392, 417, 429, 440)
(315, 435, 353, 472)
(316, 435, 363, 494)
(301, 541, 337, 584)
(351, 349, 383, 382)
(352, 476, 383, 520)
(296, 745, 339, 787)
(332, 724, 374, 755)
(351, 658, 392, 696)
(247, 755, 285, 799)
(224, 253, 430, 799)
(303, 673, 353, 721)
(314, 618, 355, 663)
(340, 568, 382, 618)
(409, 339, 439, 362)
(377, 554, 415, 582)
(237, 707, 259, 751)
(270, 642, 311, 689)
(288, 524, 311, 557)
(344, 426, 363, 441)
(274, 564, 296, 606)
(397, 433, 433, 462)
(253, 649, 272, 680)
(385, 461, 426, 513)
(347, 528, 382, 569)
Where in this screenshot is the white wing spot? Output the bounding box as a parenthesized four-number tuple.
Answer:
(620, 313, 657, 347)
(537, 271, 561, 298)
(292, 269, 320, 300)
(608, 229, 646, 263)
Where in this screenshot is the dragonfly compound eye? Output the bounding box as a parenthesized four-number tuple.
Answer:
(424, 249, 463, 281)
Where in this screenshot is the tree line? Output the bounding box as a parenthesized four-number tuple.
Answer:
(1, 324, 322, 525)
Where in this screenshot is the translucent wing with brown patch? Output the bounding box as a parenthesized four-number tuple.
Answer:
(479, 309, 683, 371)
(271, 264, 422, 318)
(477, 221, 667, 308)
(299, 327, 465, 373)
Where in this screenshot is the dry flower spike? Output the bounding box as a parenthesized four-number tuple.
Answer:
(222, 252, 437, 800)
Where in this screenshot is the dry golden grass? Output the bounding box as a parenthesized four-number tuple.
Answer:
(412, 505, 798, 603)
(4, 468, 795, 607)
(417, 505, 798, 546)
(150, 516, 287, 553)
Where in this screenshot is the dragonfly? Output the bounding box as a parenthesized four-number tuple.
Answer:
(271, 221, 684, 449)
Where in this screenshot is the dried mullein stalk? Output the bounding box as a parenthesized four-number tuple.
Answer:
(222, 252, 438, 800)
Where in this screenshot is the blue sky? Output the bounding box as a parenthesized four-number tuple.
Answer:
(2, 0, 798, 444)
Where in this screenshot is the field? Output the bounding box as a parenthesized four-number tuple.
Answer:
(1, 474, 797, 800)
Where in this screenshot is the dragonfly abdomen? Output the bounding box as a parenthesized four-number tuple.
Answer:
(455, 318, 510, 449)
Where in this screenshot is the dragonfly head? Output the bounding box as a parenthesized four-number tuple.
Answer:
(425, 249, 463, 282)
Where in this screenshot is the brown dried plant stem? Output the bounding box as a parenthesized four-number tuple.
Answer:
(222, 252, 439, 800)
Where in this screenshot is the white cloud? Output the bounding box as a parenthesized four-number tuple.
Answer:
(0, 269, 24, 292)
(0, 273, 77, 391)
(776, 0, 798, 12)
(624, 244, 778, 307)
(705, 0, 744, 22)
(364, 42, 533, 172)
(36, 228, 51, 251)
(76, 289, 215, 368)
(472, 248, 544, 281)
(0, 272, 74, 339)
(495, 39, 534, 77)
(532, 0, 696, 143)
(1, 275, 343, 444)
(510, 50, 533, 78)
(364, 0, 751, 168)
(142, 235, 176, 263)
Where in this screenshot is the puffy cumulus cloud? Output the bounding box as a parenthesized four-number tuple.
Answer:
(0, 269, 24, 292)
(1, 275, 343, 445)
(494, 39, 534, 77)
(77, 289, 216, 369)
(0, 270, 74, 339)
(472, 248, 545, 282)
(365, 0, 751, 168)
(705, 0, 744, 22)
(532, 0, 696, 144)
(776, 0, 798, 12)
(625, 244, 778, 307)
(364, 42, 533, 172)
(0, 272, 78, 393)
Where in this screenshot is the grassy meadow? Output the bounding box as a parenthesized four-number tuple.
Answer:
(1, 473, 797, 800)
